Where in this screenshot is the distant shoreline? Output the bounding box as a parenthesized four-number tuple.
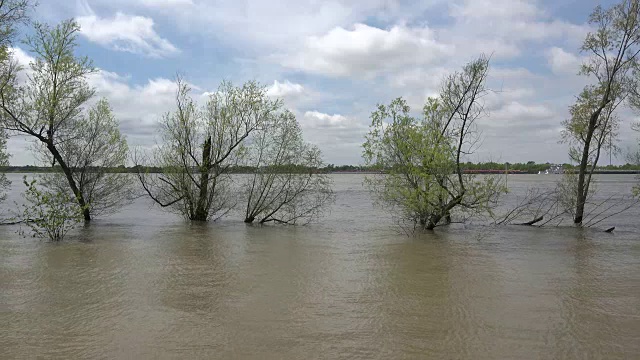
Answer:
(328, 170, 640, 175)
(2, 168, 639, 175)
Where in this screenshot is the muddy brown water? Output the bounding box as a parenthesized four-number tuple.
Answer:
(1, 174, 639, 359)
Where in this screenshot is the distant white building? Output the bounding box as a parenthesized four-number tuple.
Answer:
(538, 164, 564, 174)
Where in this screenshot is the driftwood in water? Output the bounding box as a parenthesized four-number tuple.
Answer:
(0, 219, 34, 226)
(605, 227, 615, 233)
(0, 220, 22, 226)
(518, 216, 544, 226)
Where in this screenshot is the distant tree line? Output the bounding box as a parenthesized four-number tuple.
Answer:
(3, 161, 640, 175)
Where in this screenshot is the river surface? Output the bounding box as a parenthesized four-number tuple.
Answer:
(1, 173, 639, 359)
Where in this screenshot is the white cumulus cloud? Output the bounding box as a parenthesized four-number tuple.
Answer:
(546, 47, 581, 75)
(77, 12, 179, 58)
(267, 80, 304, 98)
(279, 23, 453, 78)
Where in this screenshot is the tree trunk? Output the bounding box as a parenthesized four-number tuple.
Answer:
(425, 196, 462, 230)
(244, 216, 255, 224)
(425, 215, 440, 230)
(193, 136, 212, 221)
(46, 142, 91, 221)
(574, 108, 603, 225)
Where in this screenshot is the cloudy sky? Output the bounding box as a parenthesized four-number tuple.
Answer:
(6, 0, 639, 165)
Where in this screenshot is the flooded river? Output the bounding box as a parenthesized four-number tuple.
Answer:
(1, 174, 639, 359)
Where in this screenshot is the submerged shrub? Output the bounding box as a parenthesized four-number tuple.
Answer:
(19, 177, 83, 241)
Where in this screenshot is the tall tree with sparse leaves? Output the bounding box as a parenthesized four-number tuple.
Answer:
(242, 109, 334, 224)
(0, 19, 130, 221)
(563, 0, 640, 225)
(136, 76, 280, 221)
(33, 98, 132, 216)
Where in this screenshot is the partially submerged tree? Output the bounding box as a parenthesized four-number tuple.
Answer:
(363, 56, 505, 231)
(561, 88, 623, 214)
(0, 20, 93, 219)
(34, 99, 132, 216)
(564, 0, 640, 225)
(136, 77, 280, 221)
(0, 20, 130, 221)
(242, 109, 334, 224)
